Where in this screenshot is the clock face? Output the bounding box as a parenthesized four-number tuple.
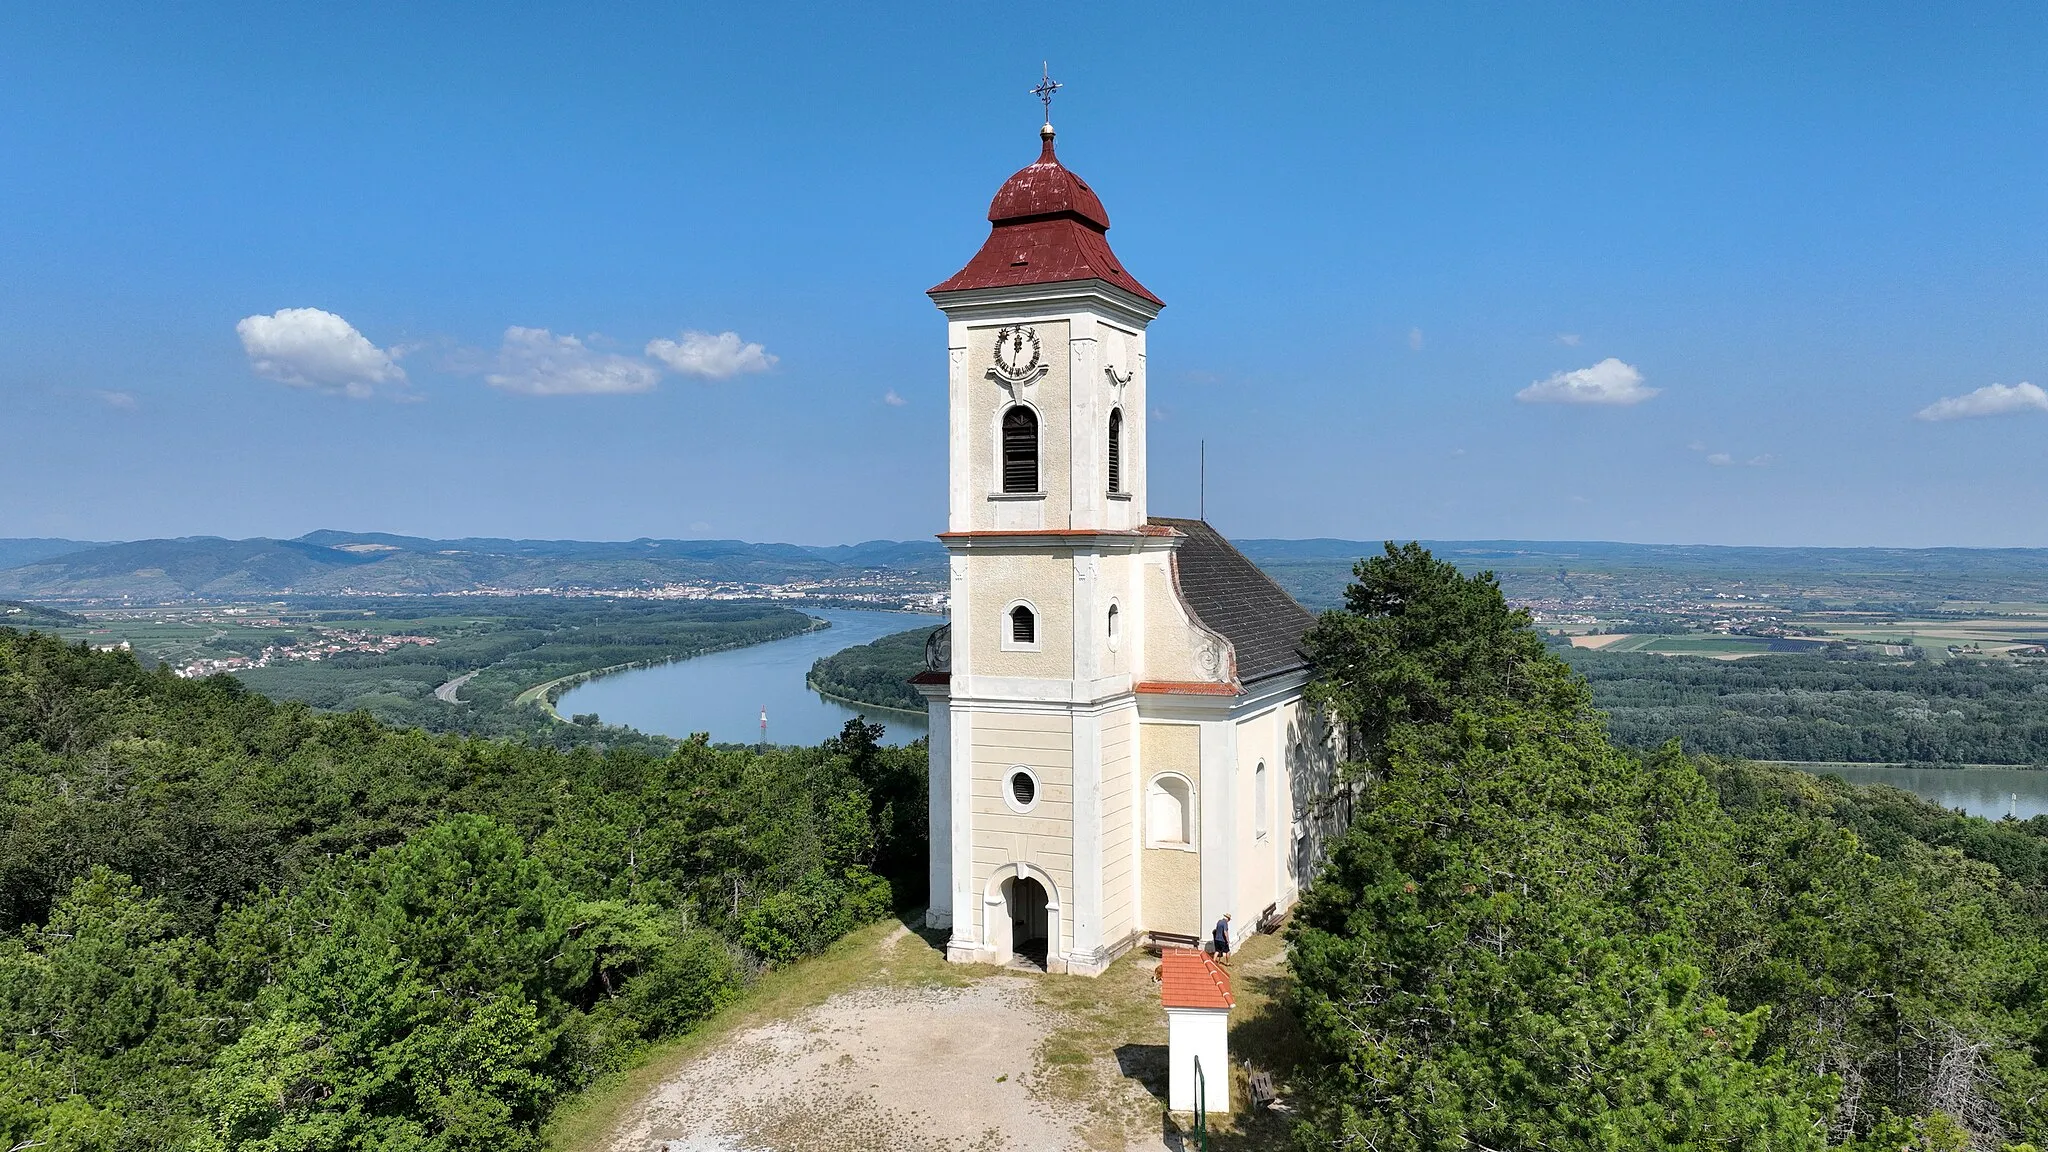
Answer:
(992, 326, 1041, 381)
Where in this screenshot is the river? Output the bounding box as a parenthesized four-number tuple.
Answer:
(1786, 763, 2048, 821)
(555, 607, 943, 747)
(557, 613, 2048, 808)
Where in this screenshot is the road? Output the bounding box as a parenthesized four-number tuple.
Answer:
(432, 669, 480, 703)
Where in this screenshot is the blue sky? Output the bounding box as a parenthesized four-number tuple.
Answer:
(4, 3, 2046, 547)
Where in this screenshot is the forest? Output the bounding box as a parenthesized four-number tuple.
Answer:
(13, 551, 2048, 1150)
(806, 624, 937, 713)
(1290, 544, 2048, 1150)
(0, 627, 927, 1152)
(813, 623, 2048, 766)
(1562, 646, 2048, 764)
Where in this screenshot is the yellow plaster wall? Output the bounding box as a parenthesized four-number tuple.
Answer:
(1139, 721, 1202, 935)
(1140, 554, 1229, 685)
(969, 709, 1075, 940)
(967, 551, 1073, 679)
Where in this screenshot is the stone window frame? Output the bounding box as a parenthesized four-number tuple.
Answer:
(1147, 771, 1197, 851)
(1001, 598, 1041, 653)
(1002, 765, 1043, 814)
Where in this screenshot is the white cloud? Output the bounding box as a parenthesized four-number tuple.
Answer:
(645, 329, 776, 379)
(1706, 452, 1733, 466)
(1557, 333, 1582, 346)
(485, 327, 660, 396)
(1516, 358, 1658, 406)
(236, 307, 408, 398)
(91, 389, 137, 410)
(883, 389, 907, 407)
(1914, 381, 2048, 422)
(1407, 327, 1424, 351)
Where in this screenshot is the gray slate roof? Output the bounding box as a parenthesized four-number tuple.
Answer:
(1150, 517, 1317, 685)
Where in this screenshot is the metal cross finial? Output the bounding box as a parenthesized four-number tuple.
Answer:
(1032, 63, 1062, 125)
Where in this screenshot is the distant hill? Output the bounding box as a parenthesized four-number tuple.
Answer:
(7, 529, 2045, 609)
(0, 538, 109, 570)
(0, 531, 950, 600)
(0, 600, 87, 628)
(1234, 539, 2048, 610)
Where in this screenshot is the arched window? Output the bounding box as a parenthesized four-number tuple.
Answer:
(1010, 604, 1035, 646)
(1002, 406, 1038, 493)
(1148, 774, 1194, 848)
(1254, 761, 1269, 838)
(1107, 408, 1123, 494)
(1106, 603, 1120, 648)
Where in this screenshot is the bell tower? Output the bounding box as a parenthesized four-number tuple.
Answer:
(919, 93, 1168, 973)
(932, 120, 1161, 536)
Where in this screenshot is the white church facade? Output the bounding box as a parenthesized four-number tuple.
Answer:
(915, 116, 1343, 975)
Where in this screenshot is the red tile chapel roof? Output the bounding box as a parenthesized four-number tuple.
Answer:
(1159, 947, 1234, 1010)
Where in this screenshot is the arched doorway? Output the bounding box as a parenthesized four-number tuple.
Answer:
(1004, 875, 1050, 969)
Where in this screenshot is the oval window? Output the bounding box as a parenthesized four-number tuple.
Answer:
(1010, 770, 1037, 807)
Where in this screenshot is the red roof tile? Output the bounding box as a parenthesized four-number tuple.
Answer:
(1135, 681, 1241, 697)
(1159, 947, 1234, 1010)
(930, 129, 1162, 307)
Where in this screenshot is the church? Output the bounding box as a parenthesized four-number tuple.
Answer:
(914, 106, 1344, 975)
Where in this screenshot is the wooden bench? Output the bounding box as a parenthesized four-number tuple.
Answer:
(1143, 930, 1202, 956)
(1256, 902, 1285, 934)
(1249, 1067, 1279, 1112)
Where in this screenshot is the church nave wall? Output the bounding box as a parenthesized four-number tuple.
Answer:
(1139, 554, 1232, 685)
(1233, 706, 1284, 932)
(1139, 720, 1203, 936)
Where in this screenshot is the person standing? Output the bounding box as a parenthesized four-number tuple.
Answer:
(1212, 913, 1232, 964)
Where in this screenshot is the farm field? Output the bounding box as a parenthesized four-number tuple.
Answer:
(1591, 634, 1787, 658)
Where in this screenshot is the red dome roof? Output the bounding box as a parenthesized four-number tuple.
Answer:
(987, 133, 1110, 228)
(931, 128, 1161, 307)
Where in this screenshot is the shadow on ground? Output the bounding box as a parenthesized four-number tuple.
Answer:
(1113, 1043, 1168, 1102)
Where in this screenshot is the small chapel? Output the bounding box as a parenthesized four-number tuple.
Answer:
(914, 97, 1343, 975)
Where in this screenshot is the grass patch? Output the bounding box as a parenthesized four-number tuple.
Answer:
(1019, 928, 1310, 1151)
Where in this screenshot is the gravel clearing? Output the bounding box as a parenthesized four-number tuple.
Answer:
(611, 977, 1105, 1152)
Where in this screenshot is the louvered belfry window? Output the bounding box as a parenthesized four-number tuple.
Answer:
(1002, 406, 1039, 493)
(1107, 408, 1123, 493)
(1010, 605, 1036, 645)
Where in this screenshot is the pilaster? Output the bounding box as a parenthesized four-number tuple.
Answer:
(946, 702, 977, 962)
(1070, 707, 1103, 964)
(1198, 718, 1238, 946)
(924, 698, 953, 929)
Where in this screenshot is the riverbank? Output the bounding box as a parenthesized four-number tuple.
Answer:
(518, 616, 834, 721)
(804, 677, 927, 719)
(555, 608, 943, 746)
